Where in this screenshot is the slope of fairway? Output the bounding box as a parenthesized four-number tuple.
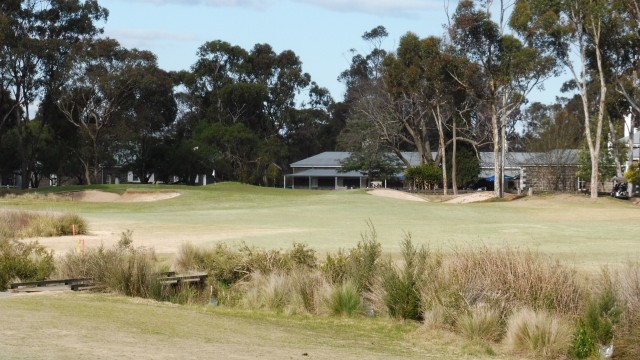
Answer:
(0, 292, 506, 360)
(1, 183, 639, 270)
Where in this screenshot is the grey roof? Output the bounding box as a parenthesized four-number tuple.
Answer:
(479, 150, 580, 167)
(290, 151, 437, 168)
(290, 152, 351, 168)
(285, 169, 365, 178)
(292, 150, 580, 169)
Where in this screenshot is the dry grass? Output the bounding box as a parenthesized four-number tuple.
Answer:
(441, 245, 584, 316)
(237, 269, 332, 315)
(457, 305, 503, 342)
(504, 308, 573, 358)
(0, 210, 87, 238)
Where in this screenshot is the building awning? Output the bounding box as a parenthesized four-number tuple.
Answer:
(478, 169, 521, 179)
(285, 169, 365, 178)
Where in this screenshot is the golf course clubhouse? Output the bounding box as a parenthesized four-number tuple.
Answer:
(285, 150, 580, 192)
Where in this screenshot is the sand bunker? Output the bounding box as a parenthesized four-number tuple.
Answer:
(63, 190, 180, 203)
(367, 189, 428, 202)
(444, 192, 496, 204)
(367, 188, 497, 204)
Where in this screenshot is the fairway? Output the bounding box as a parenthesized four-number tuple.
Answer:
(1, 183, 639, 271)
(2, 184, 640, 359)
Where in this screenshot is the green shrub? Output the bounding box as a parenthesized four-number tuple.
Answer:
(327, 282, 363, 316)
(504, 308, 572, 358)
(381, 234, 432, 321)
(571, 289, 620, 358)
(598, 262, 640, 359)
(176, 242, 318, 287)
(175, 242, 246, 285)
(0, 238, 55, 290)
(321, 221, 382, 293)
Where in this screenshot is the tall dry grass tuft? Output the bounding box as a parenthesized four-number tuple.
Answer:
(238, 269, 332, 315)
(0, 210, 87, 238)
(504, 308, 573, 359)
(440, 245, 583, 316)
(58, 234, 159, 298)
(457, 305, 503, 342)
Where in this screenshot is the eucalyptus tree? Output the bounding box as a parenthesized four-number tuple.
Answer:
(178, 40, 328, 185)
(57, 39, 160, 184)
(511, 0, 615, 197)
(0, 0, 108, 188)
(113, 55, 177, 184)
(450, 0, 554, 197)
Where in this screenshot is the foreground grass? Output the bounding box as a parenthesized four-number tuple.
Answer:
(0, 292, 509, 360)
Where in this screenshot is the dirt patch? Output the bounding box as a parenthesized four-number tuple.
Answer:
(367, 189, 428, 202)
(60, 190, 180, 203)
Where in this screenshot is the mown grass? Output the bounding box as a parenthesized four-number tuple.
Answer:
(1, 182, 638, 271)
(0, 292, 484, 360)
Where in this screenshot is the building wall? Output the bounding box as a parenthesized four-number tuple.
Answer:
(523, 166, 579, 192)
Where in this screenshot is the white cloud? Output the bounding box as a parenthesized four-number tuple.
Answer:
(127, 0, 273, 10)
(105, 28, 201, 49)
(117, 0, 439, 16)
(296, 0, 441, 16)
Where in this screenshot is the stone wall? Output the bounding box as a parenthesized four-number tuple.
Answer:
(522, 166, 579, 192)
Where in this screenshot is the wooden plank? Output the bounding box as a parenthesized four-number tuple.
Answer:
(10, 278, 92, 289)
(12, 285, 72, 293)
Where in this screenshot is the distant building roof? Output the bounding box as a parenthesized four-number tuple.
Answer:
(292, 150, 580, 169)
(285, 169, 365, 178)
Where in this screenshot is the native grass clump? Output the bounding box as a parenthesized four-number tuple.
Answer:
(58, 231, 203, 304)
(44, 224, 639, 359)
(0, 210, 87, 238)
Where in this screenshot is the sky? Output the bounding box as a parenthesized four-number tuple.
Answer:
(99, 0, 562, 104)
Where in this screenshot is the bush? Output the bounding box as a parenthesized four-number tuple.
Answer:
(598, 262, 640, 359)
(381, 234, 434, 321)
(321, 221, 382, 293)
(327, 282, 363, 316)
(504, 308, 572, 358)
(0, 238, 55, 290)
(571, 288, 620, 359)
(176, 242, 318, 287)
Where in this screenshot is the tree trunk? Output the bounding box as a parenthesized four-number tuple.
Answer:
(452, 121, 458, 195)
(434, 106, 448, 195)
(492, 105, 502, 198)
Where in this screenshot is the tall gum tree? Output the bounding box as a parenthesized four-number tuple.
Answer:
(57, 39, 154, 184)
(0, 0, 108, 188)
(449, 0, 554, 197)
(511, 0, 612, 198)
